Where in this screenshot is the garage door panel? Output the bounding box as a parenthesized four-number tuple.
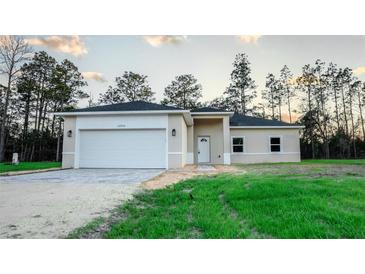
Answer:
(79, 129, 166, 168)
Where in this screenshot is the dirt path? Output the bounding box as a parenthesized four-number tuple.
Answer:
(142, 165, 241, 190)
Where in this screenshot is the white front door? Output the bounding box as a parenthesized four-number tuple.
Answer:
(198, 136, 210, 163)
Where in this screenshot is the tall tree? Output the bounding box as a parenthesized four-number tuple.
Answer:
(262, 73, 279, 119)
(279, 65, 294, 123)
(224, 53, 256, 114)
(313, 59, 330, 158)
(52, 59, 88, 161)
(0, 36, 31, 161)
(337, 68, 352, 136)
(358, 82, 365, 141)
(99, 71, 154, 104)
(16, 65, 37, 161)
(297, 64, 317, 158)
(348, 79, 361, 157)
(161, 74, 202, 109)
(327, 63, 341, 130)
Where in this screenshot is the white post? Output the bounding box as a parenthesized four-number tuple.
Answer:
(12, 153, 19, 165)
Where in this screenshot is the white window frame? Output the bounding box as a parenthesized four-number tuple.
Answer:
(269, 136, 282, 153)
(231, 136, 245, 154)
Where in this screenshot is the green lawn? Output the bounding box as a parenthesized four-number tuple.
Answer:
(71, 160, 365, 239)
(0, 162, 61, 173)
(299, 159, 365, 165)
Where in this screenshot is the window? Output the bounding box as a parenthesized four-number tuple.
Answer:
(270, 137, 281, 152)
(232, 137, 244, 153)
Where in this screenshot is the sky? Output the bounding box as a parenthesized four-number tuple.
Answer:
(16, 35, 365, 108)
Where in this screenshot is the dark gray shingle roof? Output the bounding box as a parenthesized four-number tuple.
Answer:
(67, 101, 183, 112)
(230, 113, 297, 127)
(191, 107, 231, 112)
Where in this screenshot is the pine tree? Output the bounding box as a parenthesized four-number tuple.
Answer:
(279, 65, 294, 123)
(262, 73, 279, 119)
(348, 79, 362, 157)
(161, 74, 202, 109)
(297, 64, 317, 158)
(358, 82, 365, 141)
(0, 36, 31, 161)
(208, 96, 231, 111)
(52, 59, 88, 161)
(224, 53, 256, 114)
(99, 71, 154, 104)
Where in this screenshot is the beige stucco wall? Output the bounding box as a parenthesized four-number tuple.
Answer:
(230, 128, 301, 164)
(168, 114, 188, 169)
(62, 116, 76, 168)
(193, 118, 224, 164)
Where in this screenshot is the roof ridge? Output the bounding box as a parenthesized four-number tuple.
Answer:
(230, 112, 299, 127)
(65, 100, 183, 112)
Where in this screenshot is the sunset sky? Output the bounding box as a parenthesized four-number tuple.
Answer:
(22, 35, 365, 108)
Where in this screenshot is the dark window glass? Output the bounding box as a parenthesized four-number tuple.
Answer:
(233, 137, 243, 145)
(271, 145, 281, 152)
(233, 146, 243, 153)
(232, 137, 244, 153)
(270, 137, 281, 145)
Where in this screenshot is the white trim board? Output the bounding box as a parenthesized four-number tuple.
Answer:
(230, 126, 304, 129)
(231, 152, 300, 155)
(55, 110, 193, 126)
(186, 153, 194, 164)
(223, 153, 231, 165)
(191, 112, 234, 116)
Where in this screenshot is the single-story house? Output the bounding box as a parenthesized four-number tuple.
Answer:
(56, 101, 304, 169)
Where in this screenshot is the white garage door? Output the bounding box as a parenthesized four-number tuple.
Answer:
(79, 129, 166, 168)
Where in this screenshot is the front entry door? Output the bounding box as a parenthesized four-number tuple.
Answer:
(198, 136, 210, 163)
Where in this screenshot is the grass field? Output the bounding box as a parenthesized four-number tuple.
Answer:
(70, 159, 365, 239)
(0, 162, 61, 173)
(290, 159, 365, 165)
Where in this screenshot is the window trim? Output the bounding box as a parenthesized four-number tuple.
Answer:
(269, 136, 282, 153)
(231, 136, 245, 154)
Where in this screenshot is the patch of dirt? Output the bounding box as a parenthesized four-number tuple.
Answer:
(142, 165, 242, 190)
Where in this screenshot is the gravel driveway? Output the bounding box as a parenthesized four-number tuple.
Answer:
(0, 169, 163, 239)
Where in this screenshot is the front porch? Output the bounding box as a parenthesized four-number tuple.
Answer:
(187, 113, 232, 165)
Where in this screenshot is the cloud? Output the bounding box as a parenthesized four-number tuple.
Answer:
(143, 35, 187, 47)
(82, 72, 106, 82)
(25, 35, 87, 57)
(237, 35, 262, 44)
(353, 67, 365, 76)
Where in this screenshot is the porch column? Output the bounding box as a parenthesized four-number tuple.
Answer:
(222, 116, 231, 165)
(186, 125, 194, 164)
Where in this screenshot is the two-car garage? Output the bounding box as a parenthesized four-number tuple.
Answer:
(78, 129, 166, 169)
(59, 101, 191, 170)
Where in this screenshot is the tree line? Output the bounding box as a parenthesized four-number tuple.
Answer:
(96, 53, 365, 159)
(1, 36, 364, 162)
(0, 36, 87, 162)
